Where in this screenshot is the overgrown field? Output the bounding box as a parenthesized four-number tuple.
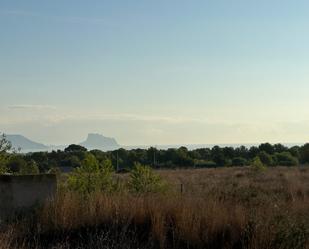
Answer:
(1, 167, 309, 249)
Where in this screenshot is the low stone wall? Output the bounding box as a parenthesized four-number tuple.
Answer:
(0, 174, 57, 220)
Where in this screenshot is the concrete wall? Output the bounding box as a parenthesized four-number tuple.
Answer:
(0, 174, 57, 220)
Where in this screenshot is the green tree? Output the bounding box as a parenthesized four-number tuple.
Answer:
(64, 144, 87, 153)
(128, 163, 167, 194)
(175, 147, 194, 167)
(147, 147, 158, 166)
(90, 149, 109, 164)
(19, 160, 40, 175)
(67, 154, 114, 194)
(234, 146, 249, 159)
(213, 153, 231, 167)
(0, 165, 7, 175)
(61, 155, 82, 168)
(274, 152, 299, 166)
(27, 152, 49, 172)
(259, 143, 275, 154)
(273, 143, 288, 153)
(7, 156, 27, 173)
(232, 157, 247, 166)
(300, 143, 309, 164)
(258, 151, 274, 166)
(252, 157, 266, 172)
(211, 146, 231, 167)
(289, 146, 300, 159)
(248, 146, 259, 159)
(98, 158, 114, 190)
(0, 134, 12, 174)
(222, 147, 235, 159)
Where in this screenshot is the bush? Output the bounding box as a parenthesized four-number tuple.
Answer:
(194, 160, 217, 168)
(19, 160, 40, 174)
(213, 154, 232, 167)
(67, 154, 114, 194)
(0, 134, 12, 175)
(0, 164, 8, 175)
(258, 151, 274, 166)
(274, 152, 299, 166)
(7, 156, 27, 173)
(48, 167, 62, 177)
(5, 156, 40, 175)
(300, 144, 309, 164)
(128, 163, 167, 194)
(0, 155, 9, 175)
(232, 157, 247, 166)
(251, 157, 266, 172)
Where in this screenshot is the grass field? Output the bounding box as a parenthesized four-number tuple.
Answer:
(1, 167, 309, 249)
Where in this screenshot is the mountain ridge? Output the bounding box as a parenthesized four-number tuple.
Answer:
(5, 134, 48, 151)
(2, 134, 302, 152)
(3, 133, 120, 152)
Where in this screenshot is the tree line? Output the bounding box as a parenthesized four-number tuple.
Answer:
(1, 134, 309, 174)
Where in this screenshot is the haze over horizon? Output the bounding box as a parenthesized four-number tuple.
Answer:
(1, 0, 309, 145)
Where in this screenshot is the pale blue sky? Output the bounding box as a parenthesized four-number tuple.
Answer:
(0, 0, 308, 145)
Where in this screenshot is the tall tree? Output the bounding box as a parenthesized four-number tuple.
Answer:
(0, 134, 12, 174)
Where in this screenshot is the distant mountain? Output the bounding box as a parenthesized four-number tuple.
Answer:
(2, 133, 120, 152)
(6, 134, 48, 151)
(80, 133, 120, 151)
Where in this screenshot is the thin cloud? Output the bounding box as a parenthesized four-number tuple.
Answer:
(0, 110, 208, 126)
(8, 105, 56, 111)
(45, 113, 210, 124)
(0, 9, 111, 25)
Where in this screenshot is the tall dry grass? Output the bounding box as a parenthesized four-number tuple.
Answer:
(1, 167, 309, 249)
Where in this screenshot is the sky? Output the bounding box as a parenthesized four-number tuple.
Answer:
(0, 0, 309, 146)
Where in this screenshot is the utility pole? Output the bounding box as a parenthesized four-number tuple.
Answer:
(153, 145, 157, 168)
(116, 150, 119, 172)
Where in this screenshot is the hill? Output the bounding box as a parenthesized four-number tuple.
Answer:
(80, 133, 119, 151)
(5, 134, 48, 151)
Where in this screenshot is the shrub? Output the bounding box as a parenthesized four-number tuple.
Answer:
(232, 157, 247, 166)
(251, 157, 266, 172)
(6, 156, 27, 173)
(194, 160, 217, 168)
(213, 154, 231, 167)
(0, 134, 12, 175)
(300, 143, 309, 164)
(274, 152, 299, 166)
(19, 160, 40, 175)
(64, 144, 87, 153)
(67, 154, 114, 194)
(6, 156, 40, 174)
(128, 163, 167, 194)
(0, 164, 8, 175)
(48, 167, 62, 177)
(258, 151, 274, 166)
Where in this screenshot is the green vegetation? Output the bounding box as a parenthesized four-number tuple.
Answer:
(128, 163, 167, 194)
(252, 156, 266, 172)
(0, 134, 12, 174)
(1, 133, 308, 176)
(1, 133, 308, 175)
(18, 160, 40, 175)
(67, 154, 114, 194)
(6, 156, 39, 175)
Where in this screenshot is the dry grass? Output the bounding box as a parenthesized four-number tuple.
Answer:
(1, 167, 309, 249)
